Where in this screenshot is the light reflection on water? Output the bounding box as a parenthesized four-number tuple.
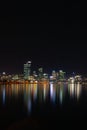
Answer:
(2, 85, 5, 105)
(0, 82, 82, 114)
(68, 83, 82, 100)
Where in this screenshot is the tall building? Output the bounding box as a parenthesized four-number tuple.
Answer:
(33, 71, 37, 77)
(52, 70, 57, 79)
(38, 68, 43, 79)
(33, 71, 38, 80)
(24, 61, 31, 80)
(59, 70, 65, 80)
(43, 73, 48, 79)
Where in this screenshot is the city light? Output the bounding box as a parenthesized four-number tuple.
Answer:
(0, 61, 84, 85)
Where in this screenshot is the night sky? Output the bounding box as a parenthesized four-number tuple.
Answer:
(0, 2, 87, 75)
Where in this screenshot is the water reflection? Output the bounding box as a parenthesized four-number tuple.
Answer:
(43, 83, 48, 101)
(68, 83, 82, 100)
(59, 88, 63, 105)
(2, 85, 6, 104)
(50, 83, 56, 103)
(0, 82, 82, 113)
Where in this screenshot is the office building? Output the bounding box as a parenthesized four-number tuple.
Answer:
(59, 70, 65, 80)
(38, 68, 43, 79)
(24, 61, 31, 80)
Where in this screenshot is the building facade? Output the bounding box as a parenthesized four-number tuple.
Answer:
(24, 61, 31, 80)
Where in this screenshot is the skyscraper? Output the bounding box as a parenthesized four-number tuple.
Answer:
(24, 61, 31, 80)
(38, 68, 43, 79)
(59, 70, 65, 81)
(52, 70, 57, 79)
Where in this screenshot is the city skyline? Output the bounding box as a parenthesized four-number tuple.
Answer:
(0, 4, 87, 75)
(1, 2, 87, 129)
(0, 60, 82, 85)
(0, 60, 83, 77)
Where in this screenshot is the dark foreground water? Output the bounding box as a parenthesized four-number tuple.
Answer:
(0, 82, 87, 129)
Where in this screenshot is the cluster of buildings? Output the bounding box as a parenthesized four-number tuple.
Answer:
(0, 61, 83, 84)
(0, 61, 66, 83)
(24, 61, 66, 82)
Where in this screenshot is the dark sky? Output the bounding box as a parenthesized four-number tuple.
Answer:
(0, 2, 87, 75)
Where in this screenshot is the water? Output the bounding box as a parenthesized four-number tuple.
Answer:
(0, 82, 87, 129)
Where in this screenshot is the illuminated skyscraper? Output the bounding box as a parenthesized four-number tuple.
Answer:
(38, 68, 43, 79)
(59, 70, 65, 81)
(24, 61, 31, 80)
(52, 70, 56, 79)
(43, 73, 48, 79)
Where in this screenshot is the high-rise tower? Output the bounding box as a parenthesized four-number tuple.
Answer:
(59, 70, 65, 80)
(24, 61, 31, 80)
(38, 68, 43, 79)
